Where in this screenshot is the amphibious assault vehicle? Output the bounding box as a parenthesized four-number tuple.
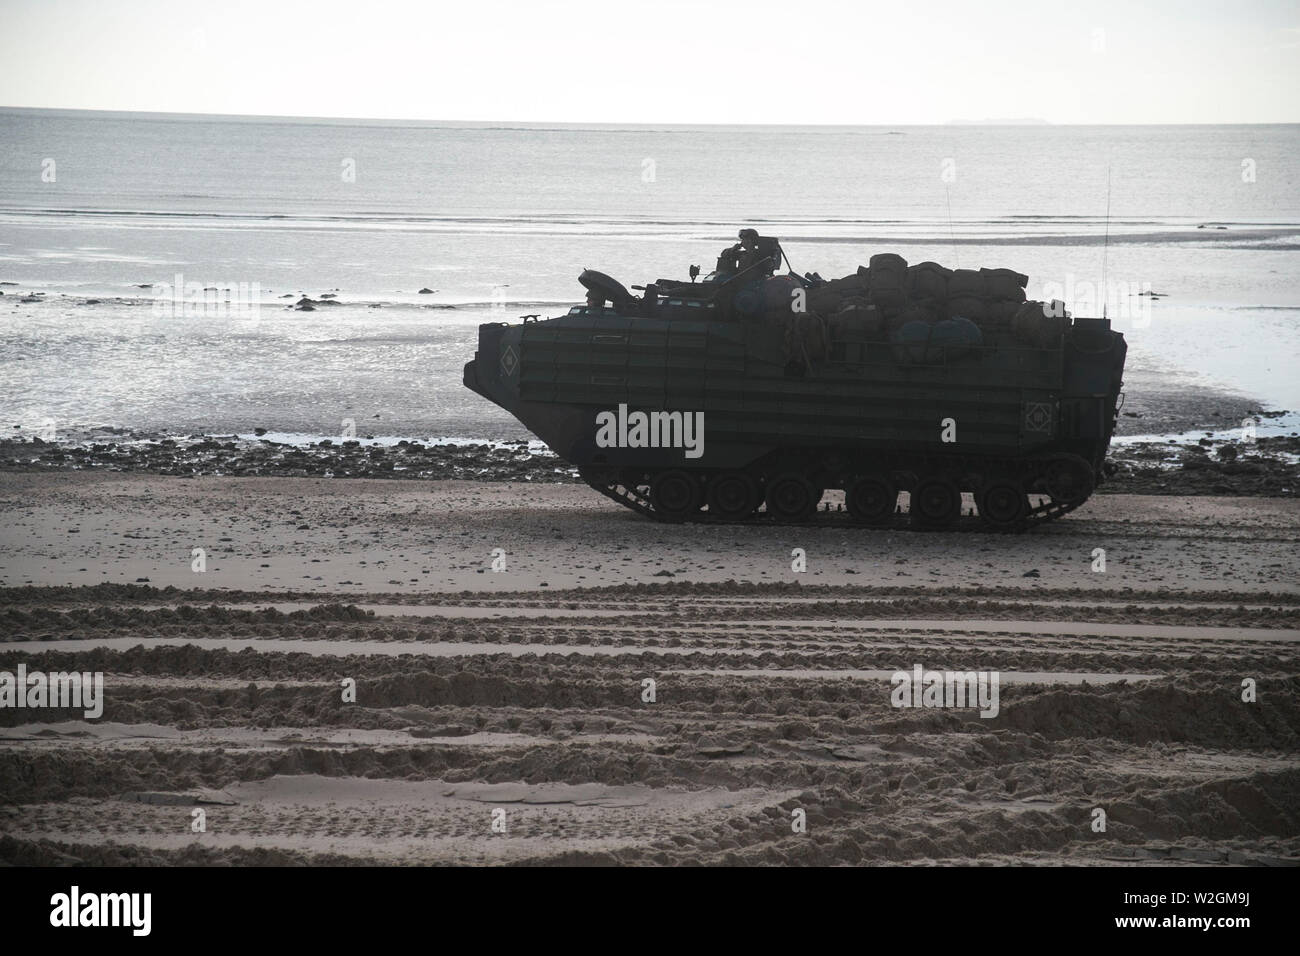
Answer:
(464, 229, 1127, 531)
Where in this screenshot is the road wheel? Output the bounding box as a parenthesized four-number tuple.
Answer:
(706, 472, 761, 520)
(650, 470, 702, 522)
(846, 475, 896, 524)
(765, 473, 819, 522)
(1044, 456, 1094, 505)
(911, 477, 962, 528)
(976, 480, 1028, 529)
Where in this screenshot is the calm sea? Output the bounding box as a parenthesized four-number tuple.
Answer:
(1, 108, 1297, 439)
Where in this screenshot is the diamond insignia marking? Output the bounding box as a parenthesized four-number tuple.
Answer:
(500, 345, 518, 377)
(1024, 402, 1053, 433)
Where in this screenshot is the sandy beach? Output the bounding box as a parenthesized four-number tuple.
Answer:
(1, 472, 1296, 865)
(1, 106, 1297, 873)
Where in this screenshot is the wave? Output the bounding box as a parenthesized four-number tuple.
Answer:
(4, 206, 1299, 231)
(781, 230, 1300, 249)
(5, 294, 575, 311)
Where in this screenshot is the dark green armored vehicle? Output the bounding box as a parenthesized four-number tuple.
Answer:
(464, 229, 1127, 531)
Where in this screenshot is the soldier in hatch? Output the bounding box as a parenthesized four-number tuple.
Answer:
(717, 228, 781, 281)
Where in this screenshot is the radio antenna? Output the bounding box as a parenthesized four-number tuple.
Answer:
(1101, 165, 1112, 320)
(946, 186, 958, 268)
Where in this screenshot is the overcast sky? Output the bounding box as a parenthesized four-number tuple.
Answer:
(1, 0, 1297, 124)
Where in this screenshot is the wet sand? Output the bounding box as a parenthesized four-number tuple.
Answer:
(0, 473, 1296, 593)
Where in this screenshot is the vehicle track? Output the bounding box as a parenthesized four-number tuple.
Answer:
(1, 587, 1296, 866)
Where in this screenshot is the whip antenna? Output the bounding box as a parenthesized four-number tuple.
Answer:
(946, 186, 958, 268)
(1102, 165, 1112, 320)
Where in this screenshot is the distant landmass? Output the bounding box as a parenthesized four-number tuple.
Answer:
(946, 118, 1051, 126)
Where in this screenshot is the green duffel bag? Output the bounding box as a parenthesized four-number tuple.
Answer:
(948, 268, 986, 297)
(981, 267, 1029, 300)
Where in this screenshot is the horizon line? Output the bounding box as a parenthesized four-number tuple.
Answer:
(2, 104, 1298, 128)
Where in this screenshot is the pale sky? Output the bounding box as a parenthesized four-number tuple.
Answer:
(1, 0, 1297, 124)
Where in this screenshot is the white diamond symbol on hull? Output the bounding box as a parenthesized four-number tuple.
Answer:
(500, 345, 518, 377)
(1024, 402, 1052, 432)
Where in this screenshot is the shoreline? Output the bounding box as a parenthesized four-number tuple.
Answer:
(2, 405, 1296, 498)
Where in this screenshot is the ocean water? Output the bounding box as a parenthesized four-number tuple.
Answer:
(1, 108, 1297, 441)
